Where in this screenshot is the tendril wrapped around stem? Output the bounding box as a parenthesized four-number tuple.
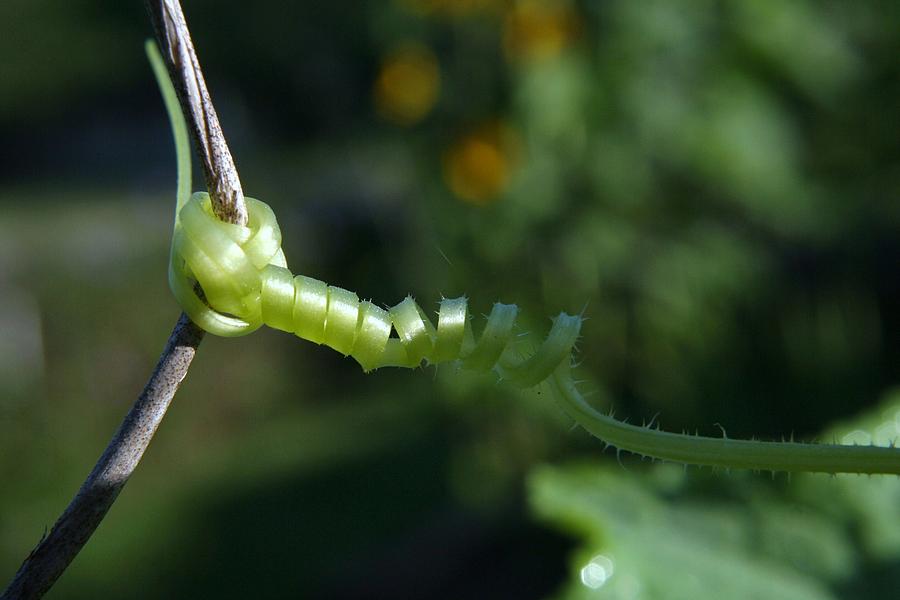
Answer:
(171, 190, 581, 378)
(150, 41, 900, 475)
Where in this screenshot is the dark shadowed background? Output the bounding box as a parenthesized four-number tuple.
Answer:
(1, 1, 899, 598)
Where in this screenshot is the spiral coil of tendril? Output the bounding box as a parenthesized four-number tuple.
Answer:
(170, 192, 582, 377)
(151, 40, 900, 474)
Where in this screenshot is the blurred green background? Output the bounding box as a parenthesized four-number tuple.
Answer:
(1, 1, 899, 598)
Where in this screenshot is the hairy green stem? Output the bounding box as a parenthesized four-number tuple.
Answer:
(552, 364, 900, 474)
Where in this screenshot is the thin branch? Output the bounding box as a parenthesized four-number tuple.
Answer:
(145, 0, 248, 225)
(2, 316, 203, 600)
(2, 2, 245, 597)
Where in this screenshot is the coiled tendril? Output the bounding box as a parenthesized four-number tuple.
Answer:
(170, 189, 581, 378)
(150, 41, 900, 475)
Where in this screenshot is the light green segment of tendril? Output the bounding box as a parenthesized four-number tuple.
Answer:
(146, 41, 190, 228)
(147, 40, 900, 475)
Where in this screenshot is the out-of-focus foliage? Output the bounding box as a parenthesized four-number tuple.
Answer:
(797, 389, 900, 563)
(0, 1, 897, 598)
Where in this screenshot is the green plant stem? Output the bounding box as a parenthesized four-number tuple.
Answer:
(552, 365, 900, 474)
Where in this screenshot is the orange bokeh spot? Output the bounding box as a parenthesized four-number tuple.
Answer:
(374, 43, 441, 126)
(503, 0, 579, 62)
(444, 122, 520, 205)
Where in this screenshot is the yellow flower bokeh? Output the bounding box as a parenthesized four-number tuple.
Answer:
(503, 0, 580, 62)
(443, 122, 520, 205)
(374, 43, 441, 126)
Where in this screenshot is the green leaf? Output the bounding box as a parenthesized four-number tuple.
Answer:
(529, 463, 841, 600)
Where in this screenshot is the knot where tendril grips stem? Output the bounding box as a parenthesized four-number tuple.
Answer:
(169, 192, 286, 337)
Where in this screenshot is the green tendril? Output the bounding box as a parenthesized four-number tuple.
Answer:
(147, 41, 900, 475)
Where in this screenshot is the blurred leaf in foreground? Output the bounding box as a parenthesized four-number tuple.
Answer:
(529, 390, 900, 599)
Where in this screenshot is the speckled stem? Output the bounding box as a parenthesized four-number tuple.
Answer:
(145, 0, 248, 225)
(1, 315, 204, 599)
